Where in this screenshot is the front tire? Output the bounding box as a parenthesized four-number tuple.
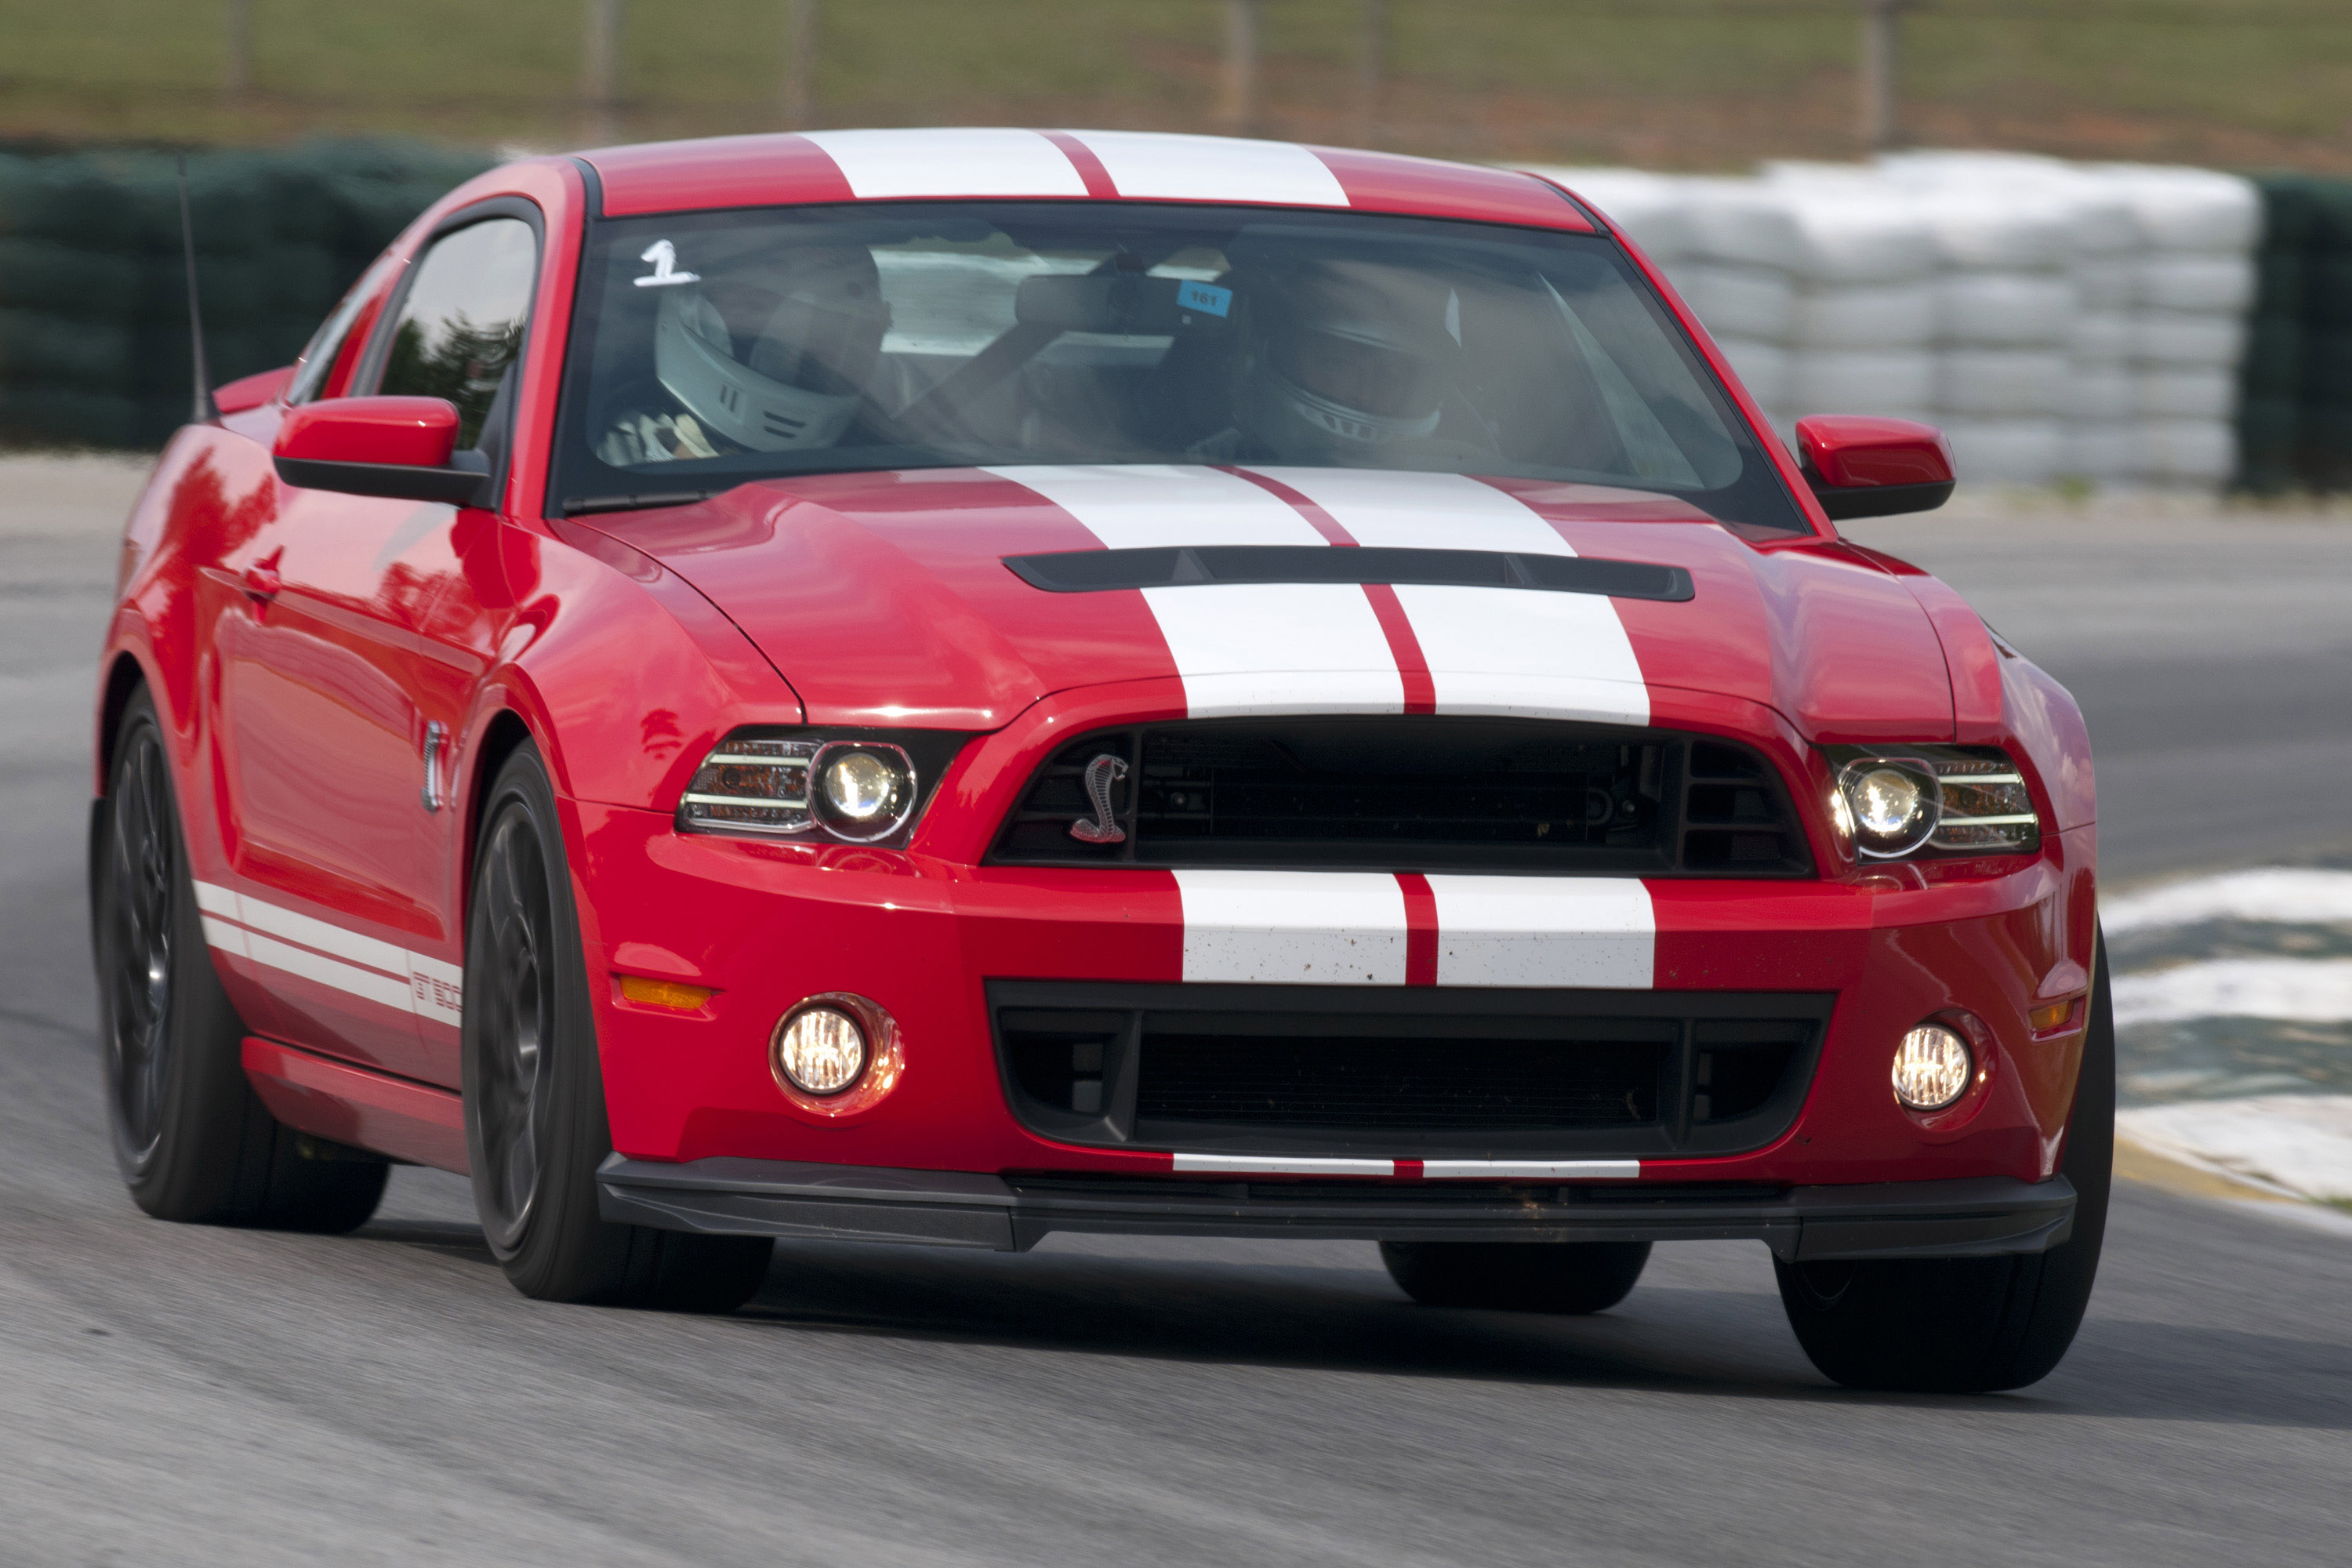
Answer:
(94, 688, 387, 1233)
(1381, 1240, 1651, 1314)
(463, 742, 771, 1312)
(1773, 938, 2116, 1394)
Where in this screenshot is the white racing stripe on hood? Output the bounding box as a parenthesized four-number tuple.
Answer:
(1395, 584, 1650, 724)
(1174, 869, 1409, 985)
(1240, 467, 1578, 555)
(1063, 132, 1349, 207)
(1243, 467, 1650, 724)
(1424, 875, 1656, 989)
(800, 129, 1089, 198)
(990, 464, 1404, 716)
(989, 463, 1323, 547)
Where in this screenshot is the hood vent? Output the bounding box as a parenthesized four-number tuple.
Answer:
(1003, 545, 1694, 603)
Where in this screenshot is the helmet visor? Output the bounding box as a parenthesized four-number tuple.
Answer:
(1269, 325, 1446, 422)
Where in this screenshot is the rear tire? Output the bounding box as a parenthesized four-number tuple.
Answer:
(1773, 938, 2115, 1394)
(463, 741, 771, 1312)
(1381, 1240, 1651, 1314)
(94, 688, 387, 1233)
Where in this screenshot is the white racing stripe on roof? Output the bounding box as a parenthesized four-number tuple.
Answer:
(1424, 876, 1656, 989)
(1063, 131, 1349, 206)
(194, 880, 463, 1028)
(1241, 468, 1580, 555)
(1174, 869, 1409, 985)
(1422, 1160, 1642, 1179)
(2113, 957, 2352, 1028)
(802, 128, 1089, 199)
(2102, 867, 2352, 933)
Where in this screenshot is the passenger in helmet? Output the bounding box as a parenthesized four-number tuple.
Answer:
(1189, 253, 1492, 466)
(598, 245, 892, 466)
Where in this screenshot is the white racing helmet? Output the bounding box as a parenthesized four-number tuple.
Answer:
(1235, 256, 1460, 463)
(653, 248, 890, 452)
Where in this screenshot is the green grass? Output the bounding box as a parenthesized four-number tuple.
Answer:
(5, 1, 2352, 170)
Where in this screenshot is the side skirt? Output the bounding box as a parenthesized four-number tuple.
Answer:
(242, 1036, 469, 1174)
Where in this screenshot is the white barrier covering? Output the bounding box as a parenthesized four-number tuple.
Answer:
(1528, 154, 2264, 490)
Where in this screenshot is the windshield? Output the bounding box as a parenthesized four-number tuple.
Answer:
(553, 201, 1802, 531)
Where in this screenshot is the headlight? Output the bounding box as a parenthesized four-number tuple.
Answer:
(1826, 746, 2040, 860)
(677, 728, 965, 844)
(811, 742, 915, 841)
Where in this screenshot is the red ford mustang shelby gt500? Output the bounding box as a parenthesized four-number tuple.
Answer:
(92, 129, 2104, 1392)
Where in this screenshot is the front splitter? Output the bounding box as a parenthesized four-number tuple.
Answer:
(597, 1154, 2075, 1261)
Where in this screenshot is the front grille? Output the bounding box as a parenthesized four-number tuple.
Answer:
(1137, 1032, 1663, 1131)
(992, 981, 1831, 1159)
(987, 717, 1809, 876)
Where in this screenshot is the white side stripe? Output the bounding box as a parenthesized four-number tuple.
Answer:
(1240, 467, 1580, 556)
(1173, 1154, 1395, 1175)
(1065, 131, 1349, 207)
(1425, 876, 1655, 989)
(194, 880, 463, 1027)
(1174, 869, 1408, 985)
(801, 128, 1088, 198)
(245, 928, 420, 1016)
(1422, 1160, 1642, 1180)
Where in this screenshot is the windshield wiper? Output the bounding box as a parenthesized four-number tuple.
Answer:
(560, 489, 722, 515)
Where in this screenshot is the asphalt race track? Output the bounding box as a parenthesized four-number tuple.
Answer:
(4, 461, 2349, 1566)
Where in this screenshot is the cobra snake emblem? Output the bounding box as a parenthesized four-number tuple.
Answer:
(1068, 753, 1129, 844)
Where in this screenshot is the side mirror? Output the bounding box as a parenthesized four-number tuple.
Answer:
(272, 396, 487, 506)
(1795, 415, 1956, 521)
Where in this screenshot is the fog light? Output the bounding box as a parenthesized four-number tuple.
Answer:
(773, 1004, 867, 1096)
(1892, 1023, 1974, 1111)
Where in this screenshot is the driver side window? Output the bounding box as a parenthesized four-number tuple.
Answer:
(373, 216, 539, 450)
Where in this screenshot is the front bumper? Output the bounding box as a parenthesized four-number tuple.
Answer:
(598, 1153, 2077, 1261)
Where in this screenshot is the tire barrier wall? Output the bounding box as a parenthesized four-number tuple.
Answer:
(0, 140, 492, 450)
(1537, 154, 2278, 492)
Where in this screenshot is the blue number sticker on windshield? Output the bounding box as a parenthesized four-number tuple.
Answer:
(1177, 280, 1232, 318)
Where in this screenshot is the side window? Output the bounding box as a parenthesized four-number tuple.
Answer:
(284, 252, 403, 405)
(374, 216, 538, 449)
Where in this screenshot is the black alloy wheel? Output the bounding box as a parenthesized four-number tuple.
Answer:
(1772, 935, 2117, 1394)
(471, 807, 557, 1254)
(103, 717, 177, 1174)
(93, 687, 387, 1230)
(463, 742, 773, 1312)
(1381, 1240, 1652, 1314)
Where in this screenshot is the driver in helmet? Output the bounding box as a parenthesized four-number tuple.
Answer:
(598, 245, 891, 466)
(1189, 254, 1489, 466)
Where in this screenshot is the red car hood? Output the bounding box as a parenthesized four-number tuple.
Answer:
(579, 465, 1956, 741)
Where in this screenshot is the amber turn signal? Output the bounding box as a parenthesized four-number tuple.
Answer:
(619, 975, 716, 1011)
(2028, 999, 2077, 1033)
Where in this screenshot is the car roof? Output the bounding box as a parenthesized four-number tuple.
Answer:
(579, 129, 1597, 234)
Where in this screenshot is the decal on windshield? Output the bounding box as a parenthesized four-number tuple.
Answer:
(1177, 280, 1232, 318)
(633, 239, 702, 289)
